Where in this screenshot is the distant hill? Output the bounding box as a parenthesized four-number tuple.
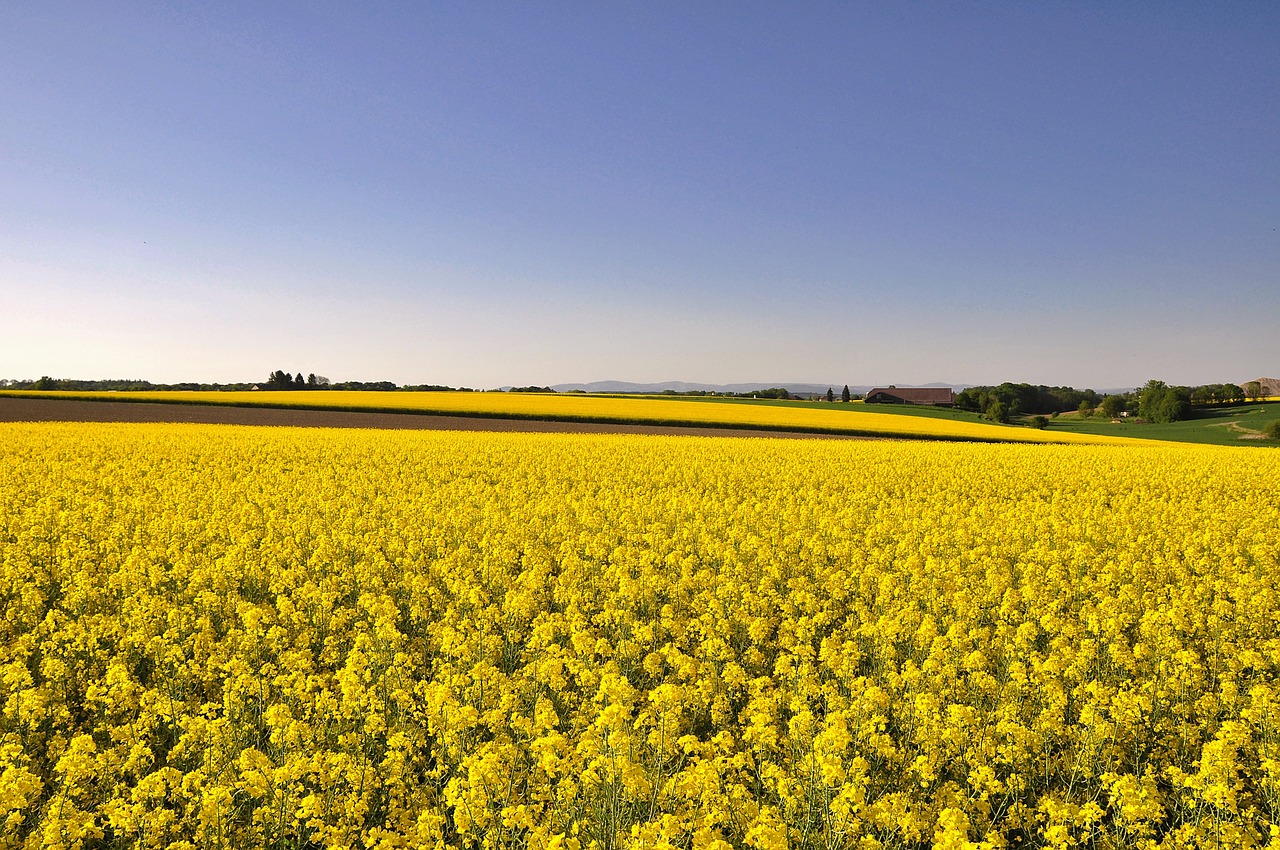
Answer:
(549, 380, 967, 395)
(1243, 377, 1280, 396)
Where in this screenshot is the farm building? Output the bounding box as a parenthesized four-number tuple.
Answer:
(864, 387, 955, 406)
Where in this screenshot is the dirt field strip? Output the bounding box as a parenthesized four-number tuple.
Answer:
(0, 397, 871, 440)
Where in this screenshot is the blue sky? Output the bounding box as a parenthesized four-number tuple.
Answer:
(3, 3, 1277, 389)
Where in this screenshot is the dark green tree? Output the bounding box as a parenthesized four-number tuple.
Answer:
(1191, 383, 1244, 405)
(1099, 395, 1125, 419)
(955, 383, 1101, 416)
(1138, 380, 1191, 423)
(841, 385, 851, 403)
(825, 387, 835, 402)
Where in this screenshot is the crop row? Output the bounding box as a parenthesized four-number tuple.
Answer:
(0, 391, 1144, 444)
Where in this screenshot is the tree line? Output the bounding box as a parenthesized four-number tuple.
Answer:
(1102, 381, 1266, 424)
(0, 374, 476, 393)
(955, 384, 1103, 422)
(958, 380, 1268, 425)
(6, 377, 259, 391)
(264, 371, 470, 392)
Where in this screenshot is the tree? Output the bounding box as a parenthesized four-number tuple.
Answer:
(1246, 381, 1263, 402)
(1099, 395, 1125, 419)
(1137, 379, 1191, 423)
(1030, 415, 1049, 429)
(956, 383, 1101, 416)
(841, 385, 851, 403)
(268, 370, 293, 389)
(1191, 383, 1246, 405)
(825, 387, 835, 402)
(1077, 401, 1094, 418)
(986, 400, 1009, 424)
(1266, 420, 1280, 441)
(294, 372, 306, 389)
(741, 388, 790, 400)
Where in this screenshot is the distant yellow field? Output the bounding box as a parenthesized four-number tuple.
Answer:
(0, 390, 1148, 445)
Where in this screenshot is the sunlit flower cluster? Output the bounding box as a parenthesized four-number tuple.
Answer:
(1, 422, 1277, 849)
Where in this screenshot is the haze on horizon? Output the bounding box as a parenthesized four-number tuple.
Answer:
(2, 4, 1277, 391)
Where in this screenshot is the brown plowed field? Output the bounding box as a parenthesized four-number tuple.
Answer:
(0, 397, 866, 440)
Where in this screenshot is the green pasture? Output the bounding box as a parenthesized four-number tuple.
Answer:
(1039, 402, 1280, 446)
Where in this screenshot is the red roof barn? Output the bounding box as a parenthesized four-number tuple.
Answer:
(864, 387, 955, 406)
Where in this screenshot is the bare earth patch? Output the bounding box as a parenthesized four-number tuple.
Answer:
(1208, 420, 1267, 440)
(0, 397, 868, 440)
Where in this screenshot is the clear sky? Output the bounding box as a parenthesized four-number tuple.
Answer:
(3, 3, 1277, 390)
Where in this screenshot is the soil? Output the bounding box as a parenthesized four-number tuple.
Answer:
(0, 397, 867, 440)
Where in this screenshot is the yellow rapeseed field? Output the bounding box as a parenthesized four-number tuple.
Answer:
(0, 390, 1143, 445)
(2, 423, 1277, 849)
